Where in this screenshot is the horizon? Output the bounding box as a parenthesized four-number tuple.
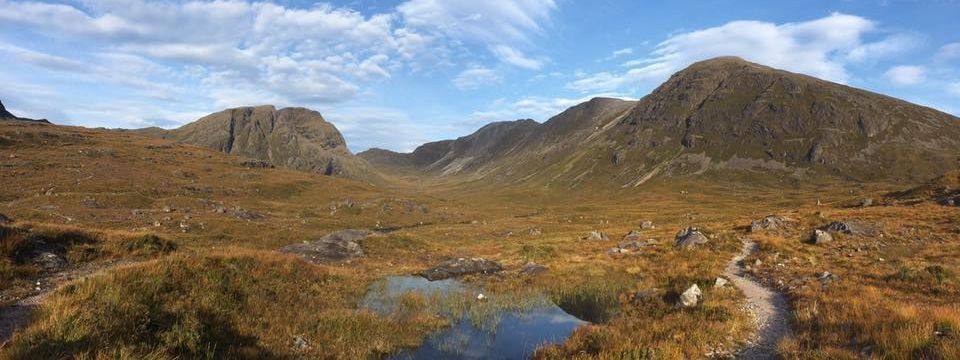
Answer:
(1, 0, 959, 152)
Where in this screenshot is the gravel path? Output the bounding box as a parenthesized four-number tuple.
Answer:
(0, 259, 139, 348)
(725, 240, 792, 360)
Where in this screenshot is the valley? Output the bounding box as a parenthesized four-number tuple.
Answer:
(1, 58, 958, 359)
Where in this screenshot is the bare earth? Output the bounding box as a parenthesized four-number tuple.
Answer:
(726, 240, 792, 360)
(0, 259, 138, 348)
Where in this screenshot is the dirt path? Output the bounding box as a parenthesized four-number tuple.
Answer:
(726, 240, 792, 360)
(0, 259, 139, 348)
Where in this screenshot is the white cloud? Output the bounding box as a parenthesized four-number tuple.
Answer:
(470, 94, 635, 124)
(568, 13, 907, 93)
(948, 83, 960, 97)
(489, 44, 545, 70)
(936, 42, 960, 62)
(452, 68, 502, 90)
(397, 0, 556, 44)
(846, 33, 923, 62)
(603, 47, 633, 61)
(884, 65, 926, 86)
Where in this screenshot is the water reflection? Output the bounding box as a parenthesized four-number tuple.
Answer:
(360, 276, 586, 360)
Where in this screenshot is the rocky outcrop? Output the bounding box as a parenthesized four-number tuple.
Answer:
(419, 258, 503, 281)
(278, 229, 374, 263)
(143, 105, 377, 180)
(750, 215, 786, 232)
(675, 227, 709, 249)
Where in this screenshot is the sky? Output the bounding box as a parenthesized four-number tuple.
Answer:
(1, 0, 959, 152)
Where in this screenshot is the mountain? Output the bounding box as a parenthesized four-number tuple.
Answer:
(0, 100, 50, 124)
(141, 105, 378, 181)
(362, 57, 960, 187)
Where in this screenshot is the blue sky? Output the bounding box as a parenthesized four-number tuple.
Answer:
(1, 0, 958, 152)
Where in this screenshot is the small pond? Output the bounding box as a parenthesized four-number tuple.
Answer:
(360, 276, 587, 360)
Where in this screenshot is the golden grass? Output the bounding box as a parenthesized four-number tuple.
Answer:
(1, 121, 959, 359)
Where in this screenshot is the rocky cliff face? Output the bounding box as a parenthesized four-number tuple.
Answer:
(362, 57, 960, 187)
(149, 105, 377, 180)
(0, 100, 15, 120)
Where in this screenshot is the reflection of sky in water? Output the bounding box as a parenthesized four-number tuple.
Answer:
(360, 276, 586, 360)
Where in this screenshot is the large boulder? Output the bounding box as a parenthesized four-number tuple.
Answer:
(823, 220, 879, 237)
(583, 231, 610, 241)
(749, 215, 785, 232)
(278, 229, 374, 263)
(420, 258, 503, 281)
(674, 227, 709, 249)
(678, 284, 702, 307)
(809, 229, 834, 244)
(622, 230, 643, 241)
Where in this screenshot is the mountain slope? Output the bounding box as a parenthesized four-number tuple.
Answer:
(364, 57, 960, 188)
(0, 100, 50, 124)
(143, 105, 378, 181)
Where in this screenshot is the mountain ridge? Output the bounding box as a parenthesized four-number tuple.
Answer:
(361, 57, 960, 187)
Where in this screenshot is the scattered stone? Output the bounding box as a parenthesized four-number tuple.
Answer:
(179, 222, 191, 233)
(622, 230, 643, 242)
(618, 239, 655, 251)
(419, 257, 503, 281)
(130, 209, 146, 217)
(32, 252, 67, 271)
(823, 220, 879, 237)
(528, 228, 543, 236)
(278, 229, 374, 264)
(678, 284, 702, 307)
(290, 336, 311, 351)
(162, 206, 174, 213)
(809, 229, 833, 244)
(640, 221, 655, 230)
(818, 272, 839, 285)
(241, 159, 274, 169)
(859, 198, 874, 207)
(153, 221, 161, 227)
(229, 206, 264, 220)
(749, 215, 785, 232)
(714, 277, 729, 288)
(583, 231, 610, 241)
(476, 293, 487, 301)
(674, 227, 709, 249)
(519, 262, 548, 276)
(81, 197, 102, 209)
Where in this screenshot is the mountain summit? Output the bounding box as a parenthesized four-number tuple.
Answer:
(143, 105, 378, 180)
(363, 57, 960, 187)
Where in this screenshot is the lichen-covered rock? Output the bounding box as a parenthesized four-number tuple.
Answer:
(583, 231, 610, 241)
(749, 215, 785, 232)
(823, 220, 879, 237)
(678, 284, 702, 307)
(810, 229, 833, 244)
(674, 227, 709, 249)
(278, 229, 374, 263)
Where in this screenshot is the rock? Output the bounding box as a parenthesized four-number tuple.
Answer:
(674, 227, 709, 249)
(859, 198, 874, 207)
(583, 231, 609, 241)
(606, 247, 628, 255)
(809, 229, 833, 244)
(0, 213, 11, 224)
(519, 262, 548, 276)
(179, 222, 191, 233)
(420, 257, 503, 281)
(749, 215, 785, 232)
(622, 230, 643, 241)
(229, 206, 264, 220)
(823, 220, 879, 237)
(714, 277, 729, 288)
(678, 284, 702, 307)
(81, 197, 102, 209)
(476, 293, 487, 301)
(818, 271, 839, 285)
(640, 221, 655, 230)
(528, 228, 542, 236)
(291, 336, 311, 351)
(32, 252, 67, 271)
(618, 239, 655, 251)
(241, 159, 274, 169)
(278, 229, 373, 264)
(163, 206, 174, 213)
